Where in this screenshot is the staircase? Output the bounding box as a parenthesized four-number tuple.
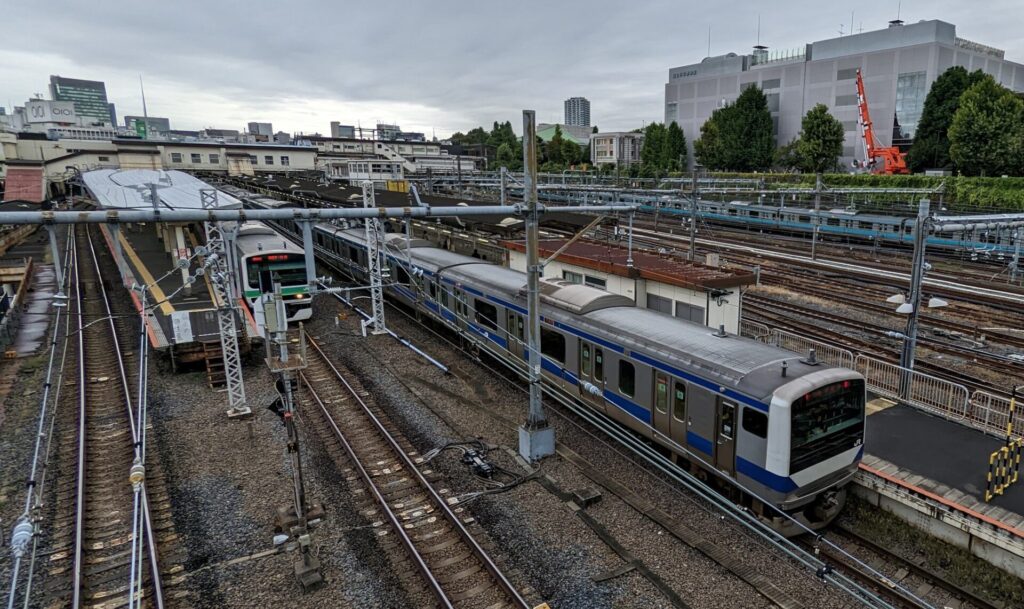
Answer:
(203, 341, 226, 389)
(375, 142, 417, 173)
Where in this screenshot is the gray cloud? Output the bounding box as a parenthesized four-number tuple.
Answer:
(2, 0, 1021, 137)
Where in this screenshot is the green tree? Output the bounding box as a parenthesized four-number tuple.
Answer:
(640, 122, 666, 169)
(496, 142, 516, 168)
(694, 86, 774, 171)
(949, 76, 1024, 176)
(796, 104, 845, 173)
(547, 125, 566, 165)
(907, 67, 987, 172)
(694, 111, 725, 169)
(665, 121, 687, 170)
(773, 138, 802, 172)
(592, 125, 599, 134)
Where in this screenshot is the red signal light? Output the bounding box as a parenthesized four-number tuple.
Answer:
(251, 256, 263, 262)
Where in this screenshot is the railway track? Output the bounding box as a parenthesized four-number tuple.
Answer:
(297, 333, 533, 609)
(43, 226, 172, 608)
(800, 525, 1000, 609)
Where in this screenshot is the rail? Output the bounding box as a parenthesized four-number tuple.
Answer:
(301, 337, 530, 609)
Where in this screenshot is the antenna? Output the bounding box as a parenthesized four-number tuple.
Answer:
(139, 75, 148, 119)
(850, 11, 855, 36)
(707, 24, 711, 57)
(897, 0, 902, 21)
(756, 14, 760, 46)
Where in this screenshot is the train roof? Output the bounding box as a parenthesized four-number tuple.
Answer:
(234, 223, 303, 255)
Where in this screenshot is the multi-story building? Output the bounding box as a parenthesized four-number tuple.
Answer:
(247, 122, 273, 138)
(664, 19, 1024, 169)
(590, 131, 644, 166)
(49, 76, 114, 126)
(564, 97, 591, 127)
(330, 122, 356, 138)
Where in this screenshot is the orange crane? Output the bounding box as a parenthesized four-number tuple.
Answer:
(854, 69, 910, 174)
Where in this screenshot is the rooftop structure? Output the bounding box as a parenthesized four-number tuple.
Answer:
(124, 116, 171, 135)
(564, 96, 591, 127)
(537, 123, 591, 146)
(665, 19, 1024, 169)
(81, 169, 242, 210)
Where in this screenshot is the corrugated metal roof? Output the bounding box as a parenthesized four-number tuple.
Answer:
(82, 169, 242, 211)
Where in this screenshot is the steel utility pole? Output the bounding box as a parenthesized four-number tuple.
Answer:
(811, 172, 822, 260)
(900, 199, 930, 371)
(200, 189, 250, 418)
(689, 171, 698, 261)
(361, 181, 387, 336)
(519, 110, 555, 462)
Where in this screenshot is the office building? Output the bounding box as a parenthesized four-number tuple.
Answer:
(564, 97, 591, 127)
(590, 131, 644, 166)
(49, 76, 114, 125)
(376, 123, 425, 142)
(664, 19, 1024, 169)
(124, 116, 171, 134)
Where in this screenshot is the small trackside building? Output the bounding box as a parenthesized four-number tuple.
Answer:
(503, 238, 755, 334)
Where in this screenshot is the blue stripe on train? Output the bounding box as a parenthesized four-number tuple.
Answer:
(737, 456, 798, 493)
(603, 390, 651, 426)
(686, 431, 713, 456)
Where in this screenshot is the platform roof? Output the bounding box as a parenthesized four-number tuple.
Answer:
(82, 169, 242, 211)
(503, 238, 756, 291)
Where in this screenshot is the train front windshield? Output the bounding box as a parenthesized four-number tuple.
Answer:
(246, 254, 307, 292)
(790, 379, 865, 474)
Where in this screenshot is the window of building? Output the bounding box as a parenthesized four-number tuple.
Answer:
(584, 275, 606, 289)
(666, 102, 678, 122)
(674, 301, 705, 324)
(836, 67, 859, 81)
(834, 94, 858, 107)
(474, 299, 498, 331)
(281, 155, 290, 166)
(742, 408, 768, 438)
(540, 327, 565, 363)
(190, 153, 202, 163)
(647, 293, 672, 314)
(209, 153, 220, 164)
(841, 120, 858, 132)
(761, 78, 781, 89)
(249, 155, 258, 164)
(98, 156, 110, 162)
(264, 155, 274, 165)
(673, 383, 687, 422)
(766, 93, 780, 113)
(618, 360, 635, 397)
(894, 71, 927, 146)
(563, 270, 583, 284)
(594, 348, 604, 382)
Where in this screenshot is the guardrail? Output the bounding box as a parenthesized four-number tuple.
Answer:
(855, 354, 971, 421)
(773, 329, 855, 368)
(740, 319, 770, 340)
(969, 391, 1024, 440)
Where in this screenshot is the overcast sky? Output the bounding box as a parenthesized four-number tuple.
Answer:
(2, 1, 1020, 138)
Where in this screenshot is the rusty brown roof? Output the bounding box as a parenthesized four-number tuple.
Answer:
(502, 238, 755, 291)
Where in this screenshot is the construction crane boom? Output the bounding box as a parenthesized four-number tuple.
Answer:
(854, 69, 910, 175)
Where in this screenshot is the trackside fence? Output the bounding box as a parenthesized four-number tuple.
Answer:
(855, 354, 970, 422)
(771, 329, 855, 369)
(969, 391, 1024, 440)
(740, 319, 771, 341)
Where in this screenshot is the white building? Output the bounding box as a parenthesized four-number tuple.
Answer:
(590, 131, 644, 166)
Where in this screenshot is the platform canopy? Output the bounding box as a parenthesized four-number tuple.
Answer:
(81, 169, 242, 211)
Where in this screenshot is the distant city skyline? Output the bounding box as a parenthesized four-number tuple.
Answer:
(2, 1, 1022, 138)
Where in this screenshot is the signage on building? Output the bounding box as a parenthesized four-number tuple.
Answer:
(132, 119, 148, 138)
(25, 100, 77, 124)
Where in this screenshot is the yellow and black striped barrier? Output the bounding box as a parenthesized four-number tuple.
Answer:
(985, 391, 1022, 502)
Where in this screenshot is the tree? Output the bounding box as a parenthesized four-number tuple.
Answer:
(547, 125, 566, 165)
(665, 121, 687, 170)
(948, 76, 1024, 176)
(496, 142, 516, 168)
(592, 125, 599, 134)
(640, 122, 666, 170)
(796, 104, 845, 173)
(907, 67, 987, 172)
(694, 86, 773, 170)
(773, 138, 802, 172)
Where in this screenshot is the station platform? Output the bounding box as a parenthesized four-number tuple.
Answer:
(98, 222, 258, 356)
(864, 400, 1024, 535)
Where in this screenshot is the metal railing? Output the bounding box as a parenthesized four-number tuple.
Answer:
(740, 319, 770, 340)
(771, 329, 855, 369)
(855, 354, 970, 421)
(968, 391, 1024, 440)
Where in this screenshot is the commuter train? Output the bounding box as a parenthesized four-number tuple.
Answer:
(233, 222, 312, 326)
(254, 204, 866, 536)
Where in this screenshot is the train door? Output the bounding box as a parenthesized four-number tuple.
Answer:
(670, 379, 688, 450)
(454, 289, 468, 330)
(507, 310, 525, 360)
(577, 341, 605, 411)
(652, 372, 670, 439)
(714, 399, 737, 475)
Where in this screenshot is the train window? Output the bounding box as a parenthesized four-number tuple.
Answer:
(618, 360, 635, 397)
(440, 287, 450, 309)
(654, 374, 668, 414)
(720, 404, 736, 440)
(672, 384, 686, 422)
(584, 275, 606, 289)
(474, 299, 498, 331)
(428, 282, 436, 298)
(396, 265, 410, 285)
(348, 245, 360, 261)
(742, 408, 768, 438)
(540, 327, 565, 363)
(580, 343, 591, 375)
(594, 348, 604, 382)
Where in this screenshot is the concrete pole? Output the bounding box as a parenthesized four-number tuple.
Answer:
(499, 166, 507, 206)
(301, 220, 316, 293)
(519, 110, 554, 462)
(1011, 230, 1021, 284)
(812, 172, 822, 260)
(900, 199, 931, 371)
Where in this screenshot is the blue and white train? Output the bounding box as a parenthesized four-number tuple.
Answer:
(257, 208, 867, 536)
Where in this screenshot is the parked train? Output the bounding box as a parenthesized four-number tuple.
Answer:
(233, 221, 312, 328)
(533, 188, 1018, 257)
(253, 200, 866, 536)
